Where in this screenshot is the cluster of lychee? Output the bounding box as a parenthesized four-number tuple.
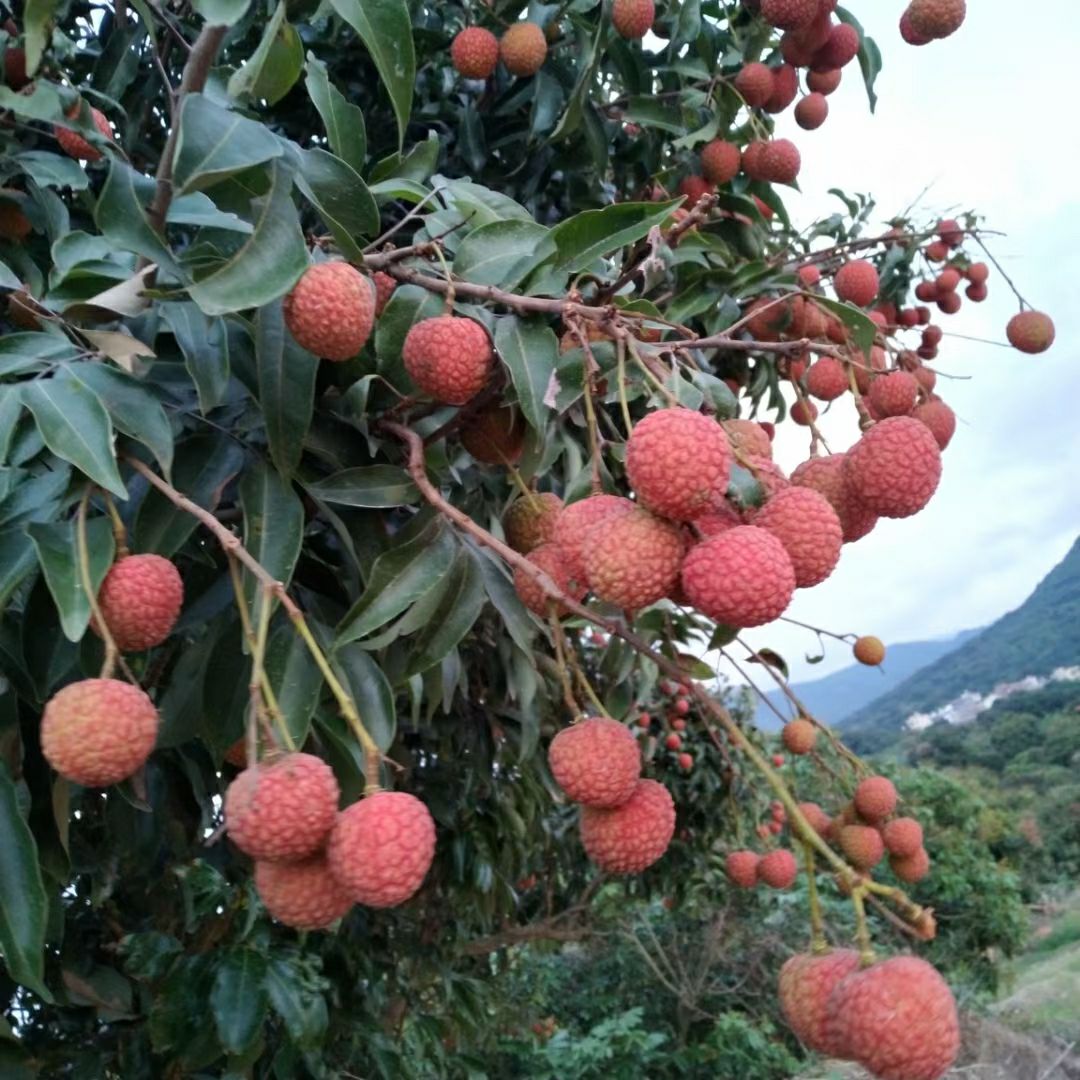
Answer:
(449, 22, 549, 81)
(635, 679, 697, 772)
(224, 752, 436, 930)
(548, 717, 676, 874)
(900, 0, 966, 46)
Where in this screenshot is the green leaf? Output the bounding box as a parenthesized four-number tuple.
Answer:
(0, 334, 77, 378)
(0, 82, 63, 123)
(172, 94, 284, 195)
(453, 220, 554, 289)
(265, 956, 328, 1046)
(621, 98, 687, 135)
(227, 1, 303, 106)
(305, 466, 417, 508)
(255, 300, 317, 478)
(240, 458, 304, 623)
(441, 180, 532, 228)
(293, 148, 379, 257)
(542, 201, 681, 273)
(23, 0, 57, 77)
(405, 548, 486, 677)
(167, 193, 253, 233)
(0, 531, 36, 614)
(304, 55, 365, 173)
(813, 294, 877, 355)
(264, 623, 322, 747)
(95, 161, 182, 276)
(161, 302, 230, 414)
(66, 363, 174, 477)
(493, 317, 557, 433)
(0, 259, 20, 291)
(837, 7, 879, 113)
(0, 764, 50, 1000)
(473, 546, 534, 653)
(23, 372, 126, 497)
(670, 0, 701, 48)
(28, 517, 115, 642)
(210, 949, 268, 1056)
(190, 0, 250, 24)
(331, 644, 397, 750)
(12, 151, 90, 192)
(187, 160, 308, 316)
(328, 0, 414, 149)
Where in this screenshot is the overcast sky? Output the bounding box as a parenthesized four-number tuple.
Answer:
(730, 1, 1080, 686)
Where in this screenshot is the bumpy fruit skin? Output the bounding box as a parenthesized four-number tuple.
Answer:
(891, 846, 931, 882)
(752, 487, 842, 588)
(734, 62, 775, 107)
(460, 403, 526, 464)
(41, 679, 158, 787)
(764, 63, 799, 114)
(845, 416, 942, 519)
(255, 855, 353, 930)
(450, 26, 500, 78)
(583, 508, 685, 610)
(807, 66, 841, 93)
(840, 824, 885, 869)
(700, 139, 741, 184)
(883, 817, 924, 858)
(853, 634, 886, 665)
(907, 0, 966, 39)
(760, 138, 801, 184)
(726, 850, 760, 887)
(812, 22, 860, 69)
(834, 259, 879, 306)
(869, 370, 918, 417)
(372, 271, 396, 316)
(723, 418, 773, 459)
(504, 492, 563, 553)
(548, 717, 641, 808)
(55, 106, 113, 161)
(798, 801, 831, 837)
(854, 776, 898, 822)
(626, 408, 732, 521)
(795, 91, 829, 129)
(681, 525, 796, 628)
(900, 9, 932, 44)
(225, 753, 340, 862)
(806, 357, 848, 401)
(284, 263, 375, 361)
(827, 957, 960, 1080)
(611, 0, 654, 39)
(913, 398, 956, 450)
(328, 792, 436, 908)
(779, 950, 861, 1054)
(402, 315, 494, 404)
(791, 455, 877, 543)
(782, 718, 817, 754)
(513, 542, 586, 616)
(757, 848, 798, 888)
(1006, 310, 1055, 354)
(499, 22, 547, 76)
(579, 778, 675, 874)
(553, 494, 635, 583)
(678, 174, 713, 206)
(95, 555, 183, 652)
(760, 0, 817, 29)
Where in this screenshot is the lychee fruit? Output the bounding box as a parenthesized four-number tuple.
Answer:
(548, 717, 641, 808)
(752, 487, 842, 588)
(868, 371, 918, 417)
(757, 848, 798, 889)
(907, 0, 966, 40)
(513, 542, 586, 617)
(791, 454, 877, 543)
(255, 855, 353, 930)
(779, 949, 861, 1054)
(327, 791, 436, 908)
(284, 262, 375, 361)
(965, 261, 989, 284)
(854, 776, 898, 822)
(626, 408, 732, 521)
(741, 140, 768, 181)
(451, 26, 500, 79)
(40, 678, 158, 787)
(734, 62, 775, 107)
(553, 494, 635, 583)
(579, 778, 675, 874)
(504, 492, 563, 553)
(681, 525, 796, 627)
(782, 718, 817, 755)
(890, 846, 931, 883)
(966, 282, 988, 302)
(853, 634, 885, 666)
(913, 398, 956, 450)
(372, 270, 396, 316)
(844, 416, 942, 518)
(402, 315, 494, 404)
(724, 418, 773, 459)
(790, 399, 818, 426)
(611, 0, 655, 38)
(764, 64, 800, 114)
(94, 554, 183, 652)
(460, 403, 526, 464)
(583, 508, 685, 610)
(760, 0, 817, 28)
(664, 733, 682, 751)
(797, 263, 822, 287)
(900, 9, 933, 44)
(826, 956, 960, 1080)
(677, 752, 693, 770)
(500, 22, 548, 76)
(840, 824, 885, 869)
(678, 174, 713, 207)
(797, 801, 832, 837)
(760, 138, 801, 184)
(701, 139, 742, 185)
(807, 67, 842, 93)
(54, 105, 113, 162)
(1005, 310, 1055, 354)
(883, 817, 924, 858)
(726, 850, 760, 887)
(795, 92, 829, 130)
(834, 260, 879, 306)
(812, 22, 860, 69)
(225, 752, 340, 862)
(806, 357, 848, 401)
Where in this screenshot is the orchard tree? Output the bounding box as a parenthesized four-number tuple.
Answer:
(0, 0, 1057, 1075)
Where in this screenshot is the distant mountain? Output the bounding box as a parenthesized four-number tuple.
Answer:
(755, 628, 979, 731)
(841, 536, 1080, 752)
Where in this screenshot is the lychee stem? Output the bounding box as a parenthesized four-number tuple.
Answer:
(431, 242, 456, 312)
(564, 632, 612, 719)
(548, 611, 583, 720)
(850, 886, 876, 967)
(576, 340, 604, 495)
(504, 462, 540, 512)
(103, 493, 130, 558)
(615, 336, 633, 437)
(802, 841, 827, 954)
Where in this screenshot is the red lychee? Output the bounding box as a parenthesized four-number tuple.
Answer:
(764, 64, 799, 114)
(553, 494, 635, 583)
(937, 291, 961, 316)
(583, 508, 685, 610)
(868, 371, 918, 417)
(372, 271, 396, 316)
(812, 22, 860, 69)
(451, 26, 500, 78)
(548, 717, 641, 808)
(225, 752, 340, 862)
(935, 268, 961, 293)
(854, 776, 898, 822)
(41, 678, 158, 787)
(782, 718, 817, 754)
(402, 315, 494, 404)
(734, 62, 775, 107)
(797, 263, 822, 287)
(741, 141, 768, 181)
(853, 635, 886, 665)
(327, 791, 436, 908)
(579, 778, 675, 874)
(899, 9, 932, 44)
(907, 0, 966, 40)
(499, 22, 548, 76)
(965, 261, 989, 284)
(94, 554, 183, 652)
(678, 174, 713, 207)
(791, 454, 878, 543)
(806, 357, 848, 401)
(795, 92, 829, 129)
(1005, 311, 1055, 354)
(844, 416, 942, 518)
(757, 848, 798, 889)
(760, 0, 818, 28)
(883, 817, 924, 858)
(611, 0, 655, 38)
(255, 855, 353, 930)
(840, 824, 885, 869)
(727, 850, 760, 887)
(460, 403, 526, 464)
(834, 260, 879, 307)
(790, 399, 818, 426)
(807, 67, 842, 93)
(513, 542, 586, 616)
(701, 139, 742, 184)
(797, 801, 832, 837)
(890, 846, 931, 882)
(677, 751, 693, 770)
(724, 418, 774, 459)
(826, 956, 960, 1080)
(626, 408, 732, 521)
(54, 105, 113, 161)
(760, 138, 801, 184)
(779, 949, 861, 1054)
(913, 398, 956, 450)
(752, 487, 842, 588)
(284, 262, 376, 361)
(504, 492, 563, 553)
